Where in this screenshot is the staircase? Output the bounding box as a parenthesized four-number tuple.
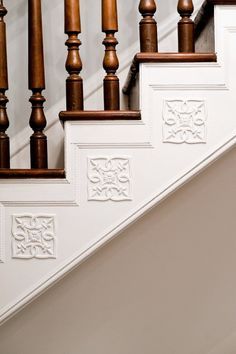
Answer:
(0, 0, 235, 326)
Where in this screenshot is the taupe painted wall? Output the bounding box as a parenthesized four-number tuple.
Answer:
(0, 148, 236, 354)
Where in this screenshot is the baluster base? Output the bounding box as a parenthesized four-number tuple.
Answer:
(104, 76, 120, 111)
(139, 21, 158, 52)
(30, 132, 48, 169)
(66, 76, 84, 111)
(178, 22, 195, 53)
(0, 132, 9, 168)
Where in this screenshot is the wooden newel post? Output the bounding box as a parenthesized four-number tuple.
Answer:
(28, 0, 48, 169)
(102, 0, 120, 110)
(177, 0, 195, 53)
(65, 0, 83, 111)
(139, 0, 158, 52)
(0, 0, 10, 168)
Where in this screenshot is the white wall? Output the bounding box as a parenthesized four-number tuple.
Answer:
(0, 147, 235, 354)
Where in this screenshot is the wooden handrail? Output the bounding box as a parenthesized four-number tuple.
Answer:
(178, 0, 195, 52)
(65, 0, 83, 111)
(139, 0, 158, 52)
(60, 110, 141, 121)
(102, 0, 120, 110)
(28, 0, 48, 169)
(0, 0, 9, 168)
(0, 169, 65, 179)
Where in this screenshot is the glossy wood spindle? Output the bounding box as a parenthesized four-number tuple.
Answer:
(139, 0, 158, 52)
(0, 0, 9, 168)
(65, 0, 83, 111)
(178, 0, 195, 52)
(28, 0, 48, 169)
(102, 0, 120, 110)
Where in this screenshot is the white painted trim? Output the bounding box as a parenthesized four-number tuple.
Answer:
(150, 83, 229, 91)
(75, 142, 154, 149)
(0, 132, 235, 324)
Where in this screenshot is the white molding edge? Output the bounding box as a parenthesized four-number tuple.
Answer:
(76, 142, 154, 149)
(150, 84, 228, 91)
(0, 204, 4, 263)
(0, 131, 235, 325)
(9, 0, 203, 160)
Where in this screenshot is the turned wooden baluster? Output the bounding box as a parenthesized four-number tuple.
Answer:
(178, 0, 195, 52)
(28, 0, 48, 169)
(0, 0, 9, 168)
(139, 0, 158, 52)
(102, 0, 120, 110)
(65, 0, 83, 111)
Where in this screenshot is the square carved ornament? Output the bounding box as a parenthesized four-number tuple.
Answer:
(88, 157, 132, 201)
(163, 100, 207, 144)
(12, 214, 56, 259)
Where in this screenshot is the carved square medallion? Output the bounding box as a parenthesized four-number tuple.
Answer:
(12, 214, 56, 259)
(163, 100, 207, 144)
(88, 157, 132, 201)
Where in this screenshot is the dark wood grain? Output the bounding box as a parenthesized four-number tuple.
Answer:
(65, 0, 81, 32)
(65, 0, 83, 111)
(139, 0, 158, 52)
(102, 0, 120, 110)
(59, 110, 141, 121)
(135, 52, 216, 63)
(0, 0, 10, 168)
(0, 169, 65, 179)
(0, 0, 7, 90)
(28, 0, 48, 169)
(102, 0, 118, 31)
(178, 0, 195, 53)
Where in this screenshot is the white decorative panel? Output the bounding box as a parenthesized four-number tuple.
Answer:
(163, 100, 207, 144)
(88, 157, 132, 201)
(12, 214, 56, 259)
